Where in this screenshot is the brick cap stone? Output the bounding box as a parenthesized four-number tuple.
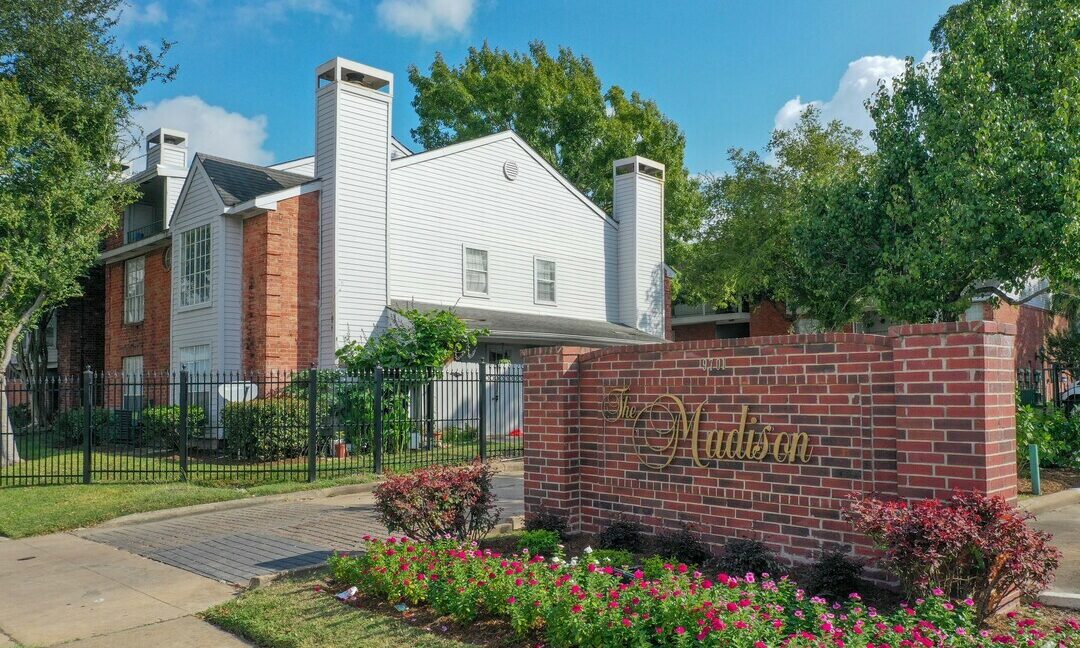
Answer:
(574, 332, 892, 364)
(888, 320, 1017, 337)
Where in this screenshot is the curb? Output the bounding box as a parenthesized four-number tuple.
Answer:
(88, 458, 525, 531)
(1020, 488, 1080, 516)
(245, 513, 527, 590)
(1040, 591, 1080, 611)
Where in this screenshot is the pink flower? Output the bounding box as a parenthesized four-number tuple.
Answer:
(675, 626, 686, 635)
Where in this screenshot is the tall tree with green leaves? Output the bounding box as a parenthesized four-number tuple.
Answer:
(0, 0, 173, 466)
(682, 108, 869, 318)
(854, 0, 1080, 323)
(408, 42, 706, 271)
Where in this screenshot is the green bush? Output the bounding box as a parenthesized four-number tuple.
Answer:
(805, 551, 864, 601)
(653, 524, 712, 566)
(139, 405, 207, 450)
(222, 397, 308, 461)
(641, 555, 680, 580)
(524, 508, 569, 540)
(1016, 403, 1080, 470)
(587, 548, 633, 567)
(594, 517, 647, 552)
(707, 538, 781, 577)
(516, 529, 562, 558)
(442, 426, 477, 444)
(53, 408, 116, 446)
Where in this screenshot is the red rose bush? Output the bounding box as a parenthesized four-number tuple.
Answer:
(372, 462, 502, 542)
(329, 536, 1080, 647)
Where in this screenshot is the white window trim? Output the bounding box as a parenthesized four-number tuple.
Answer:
(462, 245, 490, 298)
(124, 256, 146, 324)
(178, 343, 212, 386)
(176, 224, 212, 312)
(533, 256, 557, 306)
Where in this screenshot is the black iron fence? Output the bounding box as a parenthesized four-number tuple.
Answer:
(0, 363, 523, 486)
(1017, 359, 1076, 411)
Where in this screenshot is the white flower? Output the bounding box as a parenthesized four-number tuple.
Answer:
(583, 546, 594, 554)
(551, 556, 563, 564)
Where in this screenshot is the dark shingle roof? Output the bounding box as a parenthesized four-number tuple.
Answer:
(196, 153, 312, 206)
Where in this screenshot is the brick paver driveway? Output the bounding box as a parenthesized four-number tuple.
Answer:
(76, 467, 525, 585)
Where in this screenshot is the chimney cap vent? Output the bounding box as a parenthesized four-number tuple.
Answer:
(613, 155, 665, 181)
(145, 127, 188, 150)
(316, 57, 393, 94)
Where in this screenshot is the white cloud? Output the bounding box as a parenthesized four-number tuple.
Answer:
(115, 1, 168, 27)
(130, 96, 273, 170)
(234, 0, 351, 27)
(376, 0, 476, 39)
(774, 55, 911, 147)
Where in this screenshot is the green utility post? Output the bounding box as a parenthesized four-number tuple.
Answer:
(1029, 444, 1042, 496)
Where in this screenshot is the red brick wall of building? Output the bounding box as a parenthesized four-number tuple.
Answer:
(980, 302, 1065, 372)
(103, 247, 171, 376)
(241, 192, 320, 374)
(56, 267, 106, 376)
(522, 320, 1017, 564)
(749, 300, 793, 336)
(672, 321, 716, 342)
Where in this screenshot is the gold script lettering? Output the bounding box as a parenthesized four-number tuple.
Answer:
(602, 389, 814, 470)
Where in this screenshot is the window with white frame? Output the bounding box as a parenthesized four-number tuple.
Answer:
(124, 256, 145, 323)
(121, 355, 143, 411)
(534, 258, 556, 304)
(179, 225, 211, 307)
(463, 247, 489, 296)
(179, 343, 212, 414)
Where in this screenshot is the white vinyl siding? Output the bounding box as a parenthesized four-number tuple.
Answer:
(179, 224, 211, 307)
(170, 164, 225, 374)
(464, 247, 489, 296)
(121, 355, 143, 411)
(388, 136, 618, 321)
(534, 258, 556, 304)
(124, 256, 145, 323)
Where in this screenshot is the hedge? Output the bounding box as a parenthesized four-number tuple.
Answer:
(222, 397, 308, 461)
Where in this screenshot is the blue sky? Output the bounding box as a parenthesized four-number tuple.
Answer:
(119, 0, 953, 174)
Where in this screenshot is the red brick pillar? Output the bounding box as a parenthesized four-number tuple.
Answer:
(891, 321, 1018, 502)
(521, 346, 594, 529)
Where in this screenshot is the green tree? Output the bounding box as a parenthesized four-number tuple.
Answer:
(857, 0, 1080, 323)
(408, 42, 706, 271)
(335, 309, 485, 371)
(0, 0, 173, 466)
(683, 108, 869, 320)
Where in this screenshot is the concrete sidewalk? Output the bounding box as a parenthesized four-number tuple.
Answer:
(1029, 492, 1080, 610)
(0, 533, 248, 647)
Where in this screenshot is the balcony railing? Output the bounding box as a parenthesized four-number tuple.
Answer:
(125, 221, 165, 245)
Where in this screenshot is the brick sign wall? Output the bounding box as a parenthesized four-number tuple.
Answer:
(522, 321, 1018, 563)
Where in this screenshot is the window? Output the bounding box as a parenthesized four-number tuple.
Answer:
(534, 258, 556, 304)
(121, 356, 143, 411)
(179, 225, 211, 307)
(124, 256, 145, 323)
(463, 247, 488, 296)
(179, 344, 211, 376)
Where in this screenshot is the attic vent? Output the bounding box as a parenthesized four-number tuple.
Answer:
(502, 160, 519, 181)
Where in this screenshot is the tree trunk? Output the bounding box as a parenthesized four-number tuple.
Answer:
(0, 374, 19, 467)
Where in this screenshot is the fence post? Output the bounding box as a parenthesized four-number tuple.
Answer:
(426, 368, 435, 450)
(478, 361, 487, 461)
(1029, 444, 1042, 496)
(308, 365, 318, 482)
(373, 365, 384, 475)
(82, 367, 93, 484)
(178, 368, 189, 482)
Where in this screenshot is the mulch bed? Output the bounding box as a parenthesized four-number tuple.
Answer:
(1019, 467, 1080, 496)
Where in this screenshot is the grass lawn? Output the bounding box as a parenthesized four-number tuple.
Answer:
(0, 474, 373, 538)
(203, 575, 480, 648)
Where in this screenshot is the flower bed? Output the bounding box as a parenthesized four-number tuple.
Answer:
(329, 537, 1080, 647)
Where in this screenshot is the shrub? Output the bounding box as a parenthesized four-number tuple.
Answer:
(54, 408, 116, 446)
(1016, 403, 1080, 470)
(652, 524, 712, 566)
(139, 405, 207, 450)
(586, 548, 633, 567)
(594, 517, 647, 552)
(641, 554, 681, 580)
(222, 397, 308, 461)
(804, 551, 863, 602)
(707, 538, 780, 577)
(524, 508, 569, 540)
(846, 490, 1061, 622)
(373, 462, 502, 542)
(516, 530, 561, 558)
(329, 537, 1080, 646)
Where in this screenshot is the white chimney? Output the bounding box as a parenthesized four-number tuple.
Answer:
(145, 127, 188, 169)
(314, 57, 394, 364)
(613, 156, 666, 338)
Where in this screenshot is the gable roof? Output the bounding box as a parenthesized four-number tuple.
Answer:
(390, 131, 614, 226)
(195, 153, 312, 206)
